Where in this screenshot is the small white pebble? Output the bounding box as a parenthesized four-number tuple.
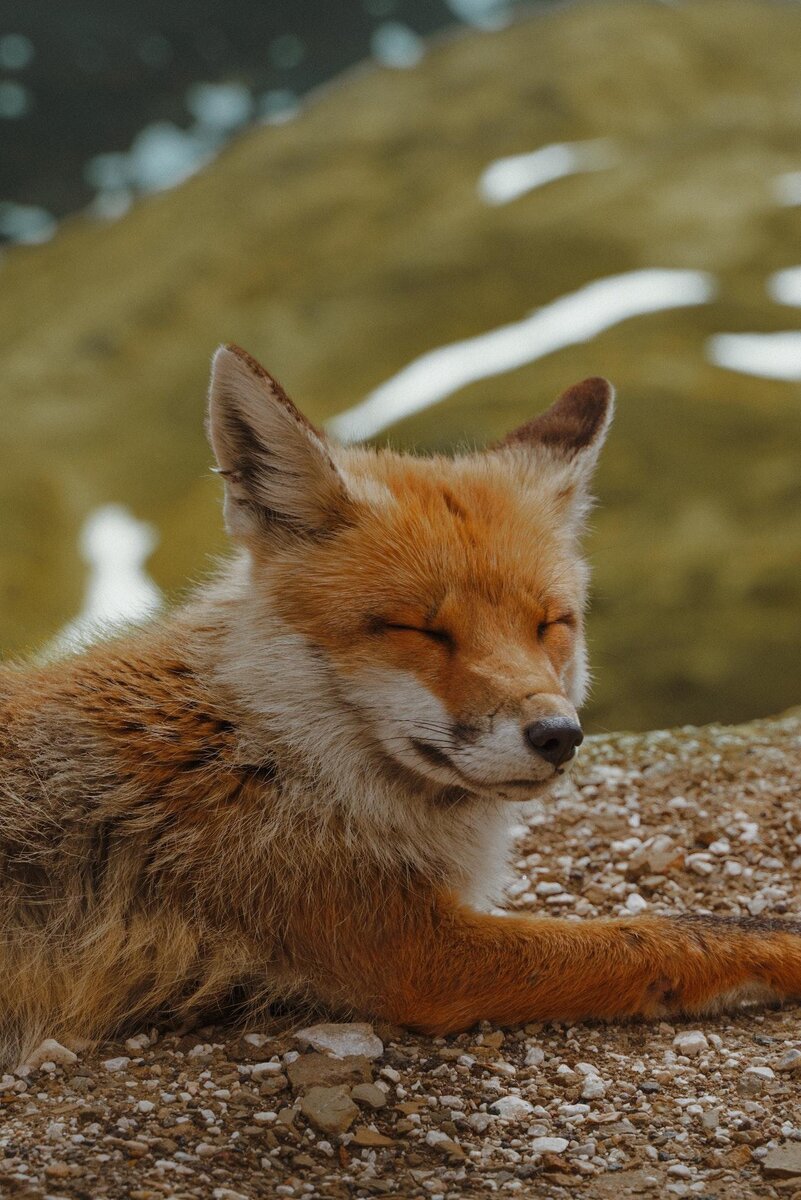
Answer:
(686, 854, 714, 877)
(531, 1136, 569, 1154)
(490, 1095, 534, 1120)
(23, 1040, 78, 1070)
(467, 1112, 494, 1132)
(581, 1075, 607, 1100)
(251, 1060, 283, 1079)
(425, 1129, 452, 1146)
(243, 1033, 270, 1048)
(744, 1066, 774, 1081)
(125, 1033, 150, 1052)
(102, 1057, 131, 1072)
(535, 881, 564, 896)
(625, 892, 648, 914)
(673, 1032, 708, 1057)
(707, 839, 730, 855)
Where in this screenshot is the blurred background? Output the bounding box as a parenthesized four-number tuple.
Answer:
(1, 0, 800, 733)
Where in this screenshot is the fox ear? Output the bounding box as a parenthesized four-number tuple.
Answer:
(207, 344, 352, 540)
(495, 377, 614, 522)
(500, 377, 614, 464)
(501, 374, 613, 501)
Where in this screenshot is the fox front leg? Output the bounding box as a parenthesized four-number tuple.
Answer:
(356, 894, 801, 1034)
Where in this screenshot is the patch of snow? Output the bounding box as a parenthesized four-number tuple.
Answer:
(328, 268, 715, 443)
(479, 139, 615, 206)
(707, 331, 801, 380)
(767, 266, 801, 307)
(48, 504, 162, 654)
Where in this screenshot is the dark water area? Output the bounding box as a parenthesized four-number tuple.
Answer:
(0, 0, 537, 232)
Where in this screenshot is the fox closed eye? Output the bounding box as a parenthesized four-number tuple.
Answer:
(537, 614, 576, 639)
(383, 623, 454, 647)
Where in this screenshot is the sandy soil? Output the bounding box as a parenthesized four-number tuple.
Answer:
(2, 709, 800, 1199)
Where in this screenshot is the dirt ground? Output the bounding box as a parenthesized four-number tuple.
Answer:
(2, 709, 800, 1199)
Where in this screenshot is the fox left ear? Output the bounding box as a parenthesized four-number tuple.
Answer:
(207, 344, 353, 541)
(495, 377, 614, 510)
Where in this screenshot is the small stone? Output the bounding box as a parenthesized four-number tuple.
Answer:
(468, 1112, 494, 1132)
(581, 1075, 606, 1100)
(673, 1031, 708, 1057)
(777, 1049, 801, 1073)
(536, 881, 564, 896)
(250, 1060, 284, 1079)
(125, 1033, 150, 1052)
(686, 853, 714, 876)
(531, 1136, 569, 1154)
(763, 1146, 801, 1179)
(489, 1095, 535, 1120)
(524, 1045, 545, 1067)
(722, 1145, 754, 1169)
(426, 1131, 465, 1157)
(299, 1085, 359, 1134)
(288, 1053, 373, 1092)
(294, 1023, 383, 1060)
(350, 1082, 387, 1109)
(243, 1032, 270, 1048)
(626, 834, 683, 878)
(23, 1039, 78, 1070)
(701, 1108, 719, 1130)
(351, 1127, 395, 1147)
(102, 1056, 131, 1072)
(740, 1065, 774, 1094)
(625, 892, 648, 914)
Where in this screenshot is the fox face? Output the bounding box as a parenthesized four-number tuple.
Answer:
(208, 346, 613, 803)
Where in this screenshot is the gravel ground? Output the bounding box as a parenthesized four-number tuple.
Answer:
(2, 709, 800, 1200)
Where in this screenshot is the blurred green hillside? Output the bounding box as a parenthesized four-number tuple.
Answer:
(1, 0, 800, 731)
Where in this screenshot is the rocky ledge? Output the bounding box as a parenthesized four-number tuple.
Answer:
(2, 710, 800, 1199)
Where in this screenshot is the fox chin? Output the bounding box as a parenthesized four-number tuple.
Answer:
(1, 344, 800, 1069)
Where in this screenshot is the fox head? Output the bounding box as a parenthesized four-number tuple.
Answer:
(207, 344, 613, 804)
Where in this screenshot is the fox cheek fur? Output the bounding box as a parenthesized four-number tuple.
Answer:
(3, 344, 801, 1069)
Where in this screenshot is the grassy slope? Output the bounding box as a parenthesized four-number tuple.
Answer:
(1, 0, 800, 729)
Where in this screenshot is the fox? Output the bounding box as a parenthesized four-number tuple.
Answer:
(1, 342, 800, 1070)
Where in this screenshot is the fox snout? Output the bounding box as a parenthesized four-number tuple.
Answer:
(524, 716, 584, 768)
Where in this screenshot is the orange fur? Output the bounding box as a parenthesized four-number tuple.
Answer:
(0, 344, 799, 1067)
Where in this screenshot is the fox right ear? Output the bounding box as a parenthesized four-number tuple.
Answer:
(499, 377, 614, 467)
(493, 377, 614, 525)
(207, 344, 352, 541)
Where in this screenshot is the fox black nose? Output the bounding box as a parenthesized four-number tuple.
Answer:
(525, 717, 584, 768)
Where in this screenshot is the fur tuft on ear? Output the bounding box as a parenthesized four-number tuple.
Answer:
(207, 344, 352, 540)
(494, 377, 615, 523)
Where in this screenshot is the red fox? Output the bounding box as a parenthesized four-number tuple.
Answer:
(1, 343, 799, 1068)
